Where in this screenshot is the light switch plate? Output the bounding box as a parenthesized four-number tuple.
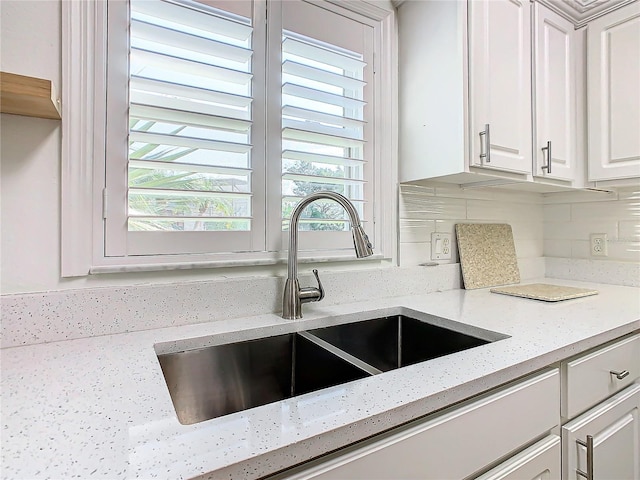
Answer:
(431, 232, 452, 260)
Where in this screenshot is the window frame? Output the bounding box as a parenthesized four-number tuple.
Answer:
(61, 0, 397, 276)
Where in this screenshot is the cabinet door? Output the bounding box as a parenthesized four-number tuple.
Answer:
(587, 2, 640, 181)
(469, 0, 532, 174)
(277, 370, 559, 480)
(475, 435, 561, 480)
(533, 4, 577, 182)
(562, 383, 640, 480)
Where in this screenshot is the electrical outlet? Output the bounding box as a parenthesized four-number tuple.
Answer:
(431, 233, 452, 260)
(590, 233, 608, 257)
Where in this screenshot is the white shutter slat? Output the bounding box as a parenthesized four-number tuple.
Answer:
(282, 83, 366, 109)
(131, 0, 252, 42)
(282, 60, 366, 90)
(130, 104, 250, 132)
(282, 105, 365, 130)
(130, 91, 251, 129)
(282, 172, 366, 186)
(282, 37, 366, 71)
(282, 119, 362, 142)
(282, 150, 364, 167)
(129, 188, 251, 200)
(129, 159, 251, 177)
(130, 131, 252, 154)
(131, 76, 252, 109)
(131, 48, 252, 86)
(282, 127, 365, 148)
(131, 19, 252, 63)
(283, 195, 364, 204)
(129, 215, 253, 222)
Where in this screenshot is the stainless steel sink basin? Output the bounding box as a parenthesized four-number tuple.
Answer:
(157, 311, 507, 424)
(158, 332, 371, 425)
(308, 314, 492, 372)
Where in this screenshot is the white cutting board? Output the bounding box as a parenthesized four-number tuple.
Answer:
(490, 284, 599, 302)
(455, 223, 520, 290)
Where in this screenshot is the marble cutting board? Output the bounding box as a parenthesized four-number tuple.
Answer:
(455, 223, 520, 289)
(490, 283, 599, 302)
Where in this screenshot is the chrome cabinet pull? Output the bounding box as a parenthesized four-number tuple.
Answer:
(479, 123, 491, 163)
(576, 435, 594, 480)
(610, 369, 630, 380)
(541, 140, 552, 174)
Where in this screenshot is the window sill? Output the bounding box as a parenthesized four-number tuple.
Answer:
(89, 253, 387, 275)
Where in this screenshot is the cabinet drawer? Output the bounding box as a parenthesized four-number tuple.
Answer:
(562, 333, 640, 419)
(474, 435, 561, 480)
(279, 369, 559, 480)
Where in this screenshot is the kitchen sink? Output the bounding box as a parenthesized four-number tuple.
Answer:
(308, 314, 493, 372)
(157, 311, 507, 424)
(158, 332, 371, 425)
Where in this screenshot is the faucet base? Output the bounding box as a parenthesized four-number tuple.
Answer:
(282, 278, 302, 320)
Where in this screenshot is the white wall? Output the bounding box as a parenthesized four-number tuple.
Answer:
(398, 183, 544, 266)
(1, 1, 62, 294)
(543, 187, 640, 262)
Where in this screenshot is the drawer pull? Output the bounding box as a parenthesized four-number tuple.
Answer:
(610, 370, 630, 380)
(576, 434, 594, 480)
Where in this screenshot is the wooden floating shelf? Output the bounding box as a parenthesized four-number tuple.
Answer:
(0, 71, 61, 120)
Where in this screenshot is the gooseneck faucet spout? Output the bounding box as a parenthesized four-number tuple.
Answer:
(282, 191, 374, 320)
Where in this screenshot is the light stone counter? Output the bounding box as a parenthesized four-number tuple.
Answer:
(2, 278, 639, 479)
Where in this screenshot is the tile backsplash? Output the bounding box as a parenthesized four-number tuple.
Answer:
(399, 182, 544, 266)
(543, 187, 640, 263)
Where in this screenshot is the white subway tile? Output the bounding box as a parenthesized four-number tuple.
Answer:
(616, 187, 640, 201)
(514, 239, 544, 258)
(543, 203, 571, 222)
(571, 201, 639, 222)
(544, 239, 572, 258)
(511, 221, 544, 240)
(619, 220, 640, 241)
(571, 240, 590, 259)
(399, 242, 431, 267)
(543, 190, 617, 204)
(399, 220, 436, 243)
(544, 221, 618, 241)
(608, 242, 640, 262)
(467, 200, 543, 223)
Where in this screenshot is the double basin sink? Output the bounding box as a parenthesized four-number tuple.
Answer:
(157, 311, 507, 425)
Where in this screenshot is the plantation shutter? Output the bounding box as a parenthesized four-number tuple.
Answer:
(281, 2, 373, 250)
(124, 0, 259, 255)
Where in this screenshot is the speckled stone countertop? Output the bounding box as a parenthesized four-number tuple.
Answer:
(2, 278, 639, 479)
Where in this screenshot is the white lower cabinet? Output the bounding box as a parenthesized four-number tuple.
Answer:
(475, 435, 561, 480)
(562, 383, 640, 480)
(560, 333, 640, 480)
(273, 333, 640, 480)
(276, 370, 560, 480)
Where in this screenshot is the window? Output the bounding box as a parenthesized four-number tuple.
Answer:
(61, 0, 396, 274)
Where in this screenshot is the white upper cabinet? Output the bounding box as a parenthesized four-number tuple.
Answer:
(468, 0, 532, 175)
(533, 4, 578, 182)
(587, 1, 640, 181)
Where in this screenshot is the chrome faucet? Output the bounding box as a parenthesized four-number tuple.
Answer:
(282, 191, 374, 320)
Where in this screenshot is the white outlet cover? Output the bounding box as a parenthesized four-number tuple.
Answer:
(590, 233, 608, 257)
(431, 232, 452, 260)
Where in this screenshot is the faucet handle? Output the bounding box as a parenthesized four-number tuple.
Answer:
(312, 269, 325, 301)
(299, 269, 325, 304)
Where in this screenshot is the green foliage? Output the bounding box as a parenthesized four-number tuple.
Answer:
(284, 161, 347, 231)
